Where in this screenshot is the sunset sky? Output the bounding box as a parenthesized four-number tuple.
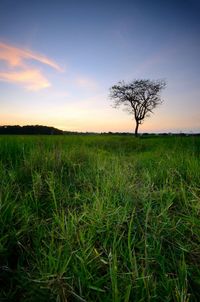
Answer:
(0, 0, 199, 133)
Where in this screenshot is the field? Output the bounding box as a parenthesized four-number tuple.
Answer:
(0, 135, 200, 301)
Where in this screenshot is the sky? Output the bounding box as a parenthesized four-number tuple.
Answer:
(0, 0, 200, 133)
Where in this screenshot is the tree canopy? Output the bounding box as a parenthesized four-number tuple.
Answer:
(109, 79, 166, 136)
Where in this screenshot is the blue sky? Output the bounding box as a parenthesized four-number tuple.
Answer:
(0, 0, 199, 132)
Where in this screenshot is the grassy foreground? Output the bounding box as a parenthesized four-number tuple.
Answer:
(0, 135, 200, 301)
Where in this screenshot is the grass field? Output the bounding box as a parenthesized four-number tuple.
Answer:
(0, 135, 200, 301)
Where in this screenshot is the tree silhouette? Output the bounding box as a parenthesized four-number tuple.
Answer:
(109, 79, 166, 136)
(0, 125, 63, 135)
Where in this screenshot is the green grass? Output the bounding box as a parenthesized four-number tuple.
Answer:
(0, 135, 200, 301)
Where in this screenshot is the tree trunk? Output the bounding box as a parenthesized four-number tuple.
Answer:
(135, 121, 139, 137)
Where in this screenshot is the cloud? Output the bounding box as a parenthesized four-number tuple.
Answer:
(75, 75, 98, 90)
(0, 42, 62, 71)
(0, 42, 62, 90)
(0, 69, 50, 90)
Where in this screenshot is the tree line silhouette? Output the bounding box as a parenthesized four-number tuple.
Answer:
(0, 126, 198, 136)
(0, 125, 63, 135)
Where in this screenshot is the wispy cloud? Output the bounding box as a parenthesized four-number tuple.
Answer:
(75, 75, 98, 90)
(0, 42, 62, 71)
(0, 69, 50, 90)
(0, 42, 62, 90)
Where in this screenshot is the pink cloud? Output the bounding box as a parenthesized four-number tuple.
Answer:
(0, 42, 62, 90)
(75, 75, 98, 90)
(0, 69, 50, 90)
(0, 42, 62, 71)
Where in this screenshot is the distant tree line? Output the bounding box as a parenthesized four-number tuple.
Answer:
(0, 125, 63, 135)
(101, 132, 200, 136)
(0, 125, 199, 136)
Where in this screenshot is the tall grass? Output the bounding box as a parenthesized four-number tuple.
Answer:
(0, 135, 199, 301)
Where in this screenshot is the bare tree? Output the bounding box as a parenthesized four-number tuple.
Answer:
(109, 79, 166, 136)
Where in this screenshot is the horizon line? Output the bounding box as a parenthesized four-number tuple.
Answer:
(0, 124, 200, 134)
